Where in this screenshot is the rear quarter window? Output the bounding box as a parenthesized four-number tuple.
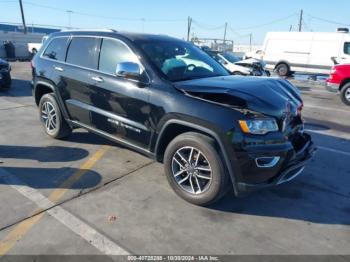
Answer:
(43, 37, 69, 61)
(66, 37, 101, 69)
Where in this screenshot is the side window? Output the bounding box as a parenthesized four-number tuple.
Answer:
(99, 38, 138, 75)
(43, 37, 68, 61)
(66, 37, 101, 69)
(344, 42, 350, 55)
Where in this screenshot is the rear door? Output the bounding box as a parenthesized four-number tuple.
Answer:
(61, 36, 102, 126)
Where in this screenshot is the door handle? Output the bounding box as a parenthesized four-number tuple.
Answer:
(54, 66, 64, 72)
(91, 76, 104, 83)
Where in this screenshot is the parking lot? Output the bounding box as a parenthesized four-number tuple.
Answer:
(0, 62, 349, 256)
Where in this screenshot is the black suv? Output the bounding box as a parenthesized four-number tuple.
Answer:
(32, 30, 315, 206)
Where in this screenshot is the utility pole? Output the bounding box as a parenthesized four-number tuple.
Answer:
(223, 22, 228, 44)
(187, 16, 192, 41)
(298, 9, 303, 32)
(249, 33, 252, 52)
(67, 10, 73, 29)
(19, 0, 27, 34)
(289, 25, 293, 32)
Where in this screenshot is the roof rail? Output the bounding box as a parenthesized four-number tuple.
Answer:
(61, 28, 118, 33)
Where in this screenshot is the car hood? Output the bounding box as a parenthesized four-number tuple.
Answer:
(174, 76, 302, 118)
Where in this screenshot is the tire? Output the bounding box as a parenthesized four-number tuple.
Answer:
(275, 63, 290, 77)
(0, 73, 12, 90)
(38, 93, 71, 139)
(164, 132, 229, 206)
(32, 48, 38, 54)
(340, 83, 350, 106)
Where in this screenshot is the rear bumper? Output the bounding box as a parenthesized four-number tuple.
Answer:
(325, 81, 340, 92)
(236, 133, 316, 193)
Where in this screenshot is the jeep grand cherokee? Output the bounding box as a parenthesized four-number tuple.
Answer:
(31, 30, 316, 206)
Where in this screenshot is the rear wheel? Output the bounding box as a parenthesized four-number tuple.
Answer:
(39, 93, 71, 139)
(340, 83, 350, 106)
(164, 132, 229, 206)
(275, 63, 290, 77)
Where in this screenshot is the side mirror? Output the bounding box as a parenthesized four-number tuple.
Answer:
(331, 57, 339, 65)
(116, 62, 143, 81)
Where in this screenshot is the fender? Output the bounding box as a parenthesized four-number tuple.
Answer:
(34, 79, 72, 124)
(155, 119, 240, 195)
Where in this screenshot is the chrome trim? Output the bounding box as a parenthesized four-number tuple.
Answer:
(277, 167, 305, 185)
(91, 76, 104, 83)
(40, 35, 151, 85)
(54, 66, 64, 72)
(71, 120, 151, 154)
(66, 99, 148, 132)
(255, 156, 281, 168)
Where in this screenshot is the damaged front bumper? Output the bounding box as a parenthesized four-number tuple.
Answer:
(236, 132, 317, 193)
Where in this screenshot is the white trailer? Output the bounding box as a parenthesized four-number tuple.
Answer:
(260, 30, 350, 76)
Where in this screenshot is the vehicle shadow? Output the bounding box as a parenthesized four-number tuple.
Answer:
(305, 117, 350, 133)
(207, 131, 350, 226)
(0, 145, 89, 162)
(66, 131, 115, 146)
(0, 166, 102, 190)
(0, 79, 32, 97)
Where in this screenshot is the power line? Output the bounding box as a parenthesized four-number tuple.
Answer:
(234, 13, 298, 31)
(192, 20, 226, 31)
(1, 0, 186, 23)
(307, 14, 350, 27)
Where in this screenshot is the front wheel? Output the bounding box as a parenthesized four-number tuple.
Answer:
(164, 132, 229, 206)
(340, 83, 350, 106)
(39, 93, 71, 139)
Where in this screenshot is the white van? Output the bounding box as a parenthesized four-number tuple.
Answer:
(260, 31, 350, 76)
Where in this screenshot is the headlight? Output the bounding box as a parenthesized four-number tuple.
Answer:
(239, 119, 279, 135)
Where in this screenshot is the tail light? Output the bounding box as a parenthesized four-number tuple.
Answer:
(297, 104, 303, 117)
(330, 66, 336, 75)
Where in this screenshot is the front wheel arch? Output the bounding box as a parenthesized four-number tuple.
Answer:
(154, 120, 239, 195)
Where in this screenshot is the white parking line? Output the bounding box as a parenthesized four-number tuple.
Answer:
(0, 168, 129, 255)
(317, 146, 350, 157)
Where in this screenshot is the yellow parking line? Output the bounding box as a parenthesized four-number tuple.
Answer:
(0, 145, 110, 256)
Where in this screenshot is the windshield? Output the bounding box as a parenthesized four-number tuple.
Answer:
(222, 52, 241, 63)
(136, 39, 229, 81)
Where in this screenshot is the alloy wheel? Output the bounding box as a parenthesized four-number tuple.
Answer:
(171, 146, 212, 195)
(41, 101, 57, 134)
(345, 88, 350, 102)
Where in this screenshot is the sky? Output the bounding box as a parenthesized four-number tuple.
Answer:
(0, 0, 349, 45)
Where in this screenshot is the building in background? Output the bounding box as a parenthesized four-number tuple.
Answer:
(0, 23, 60, 59)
